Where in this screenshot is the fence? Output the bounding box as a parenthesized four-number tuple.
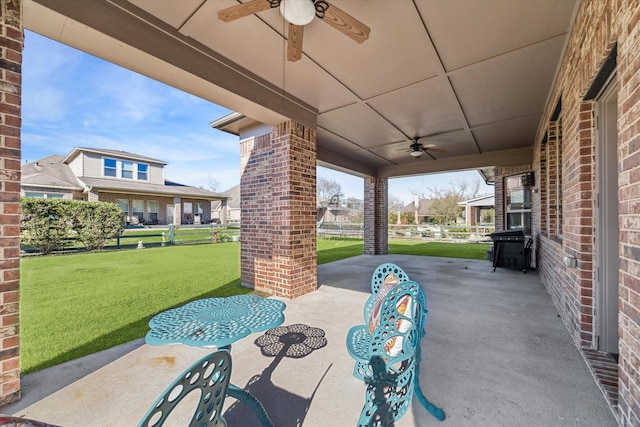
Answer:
(20, 224, 241, 255)
(318, 222, 495, 243)
(115, 224, 240, 248)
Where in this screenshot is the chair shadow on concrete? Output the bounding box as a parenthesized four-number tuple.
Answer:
(223, 324, 331, 427)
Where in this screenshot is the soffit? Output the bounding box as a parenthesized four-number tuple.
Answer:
(26, 0, 579, 179)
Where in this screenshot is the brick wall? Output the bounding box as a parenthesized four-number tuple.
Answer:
(364, 177, 388, 255)
(493, 0, 640, 424)
(240, 121, 317, 299)
(0, 0, 22, 405)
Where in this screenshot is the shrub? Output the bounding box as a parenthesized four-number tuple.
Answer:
(20, 198, 124, 254)
(20, 198, 72, 255)
(69, 200, 124, 250)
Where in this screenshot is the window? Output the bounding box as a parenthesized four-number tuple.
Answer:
(116, 199, 129, 215)
(183, 202, 193, 223)
(121, 161, 134, 179)
(104, 158, 117, 177)
(137, 163, 149, 181)
(505, 175, 532, 235)
(132, 200, 144, 222)
(103, 157, 149, 181)
(195, 203, 203, 215)
(148, 201, 158, 223)
(25, 192, 64, 199)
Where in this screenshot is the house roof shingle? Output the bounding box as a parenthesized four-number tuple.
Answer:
(21, 155, 82, 190)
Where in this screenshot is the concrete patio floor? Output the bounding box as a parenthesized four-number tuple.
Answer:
(2, 255, 617, 426)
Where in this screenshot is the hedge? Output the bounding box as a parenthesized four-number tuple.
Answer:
(20, 198, 124, 254)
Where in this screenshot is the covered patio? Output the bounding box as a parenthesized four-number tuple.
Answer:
(3, 0, 640, 424)
(4, 256, 616, 426)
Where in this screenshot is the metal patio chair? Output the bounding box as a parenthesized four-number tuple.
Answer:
(346, 276, 445, 426)
(138, 350, 233, 427)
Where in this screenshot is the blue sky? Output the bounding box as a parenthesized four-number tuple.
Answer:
(22, 30, 492, 205)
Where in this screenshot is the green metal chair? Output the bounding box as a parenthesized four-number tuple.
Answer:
(139, 350, 233, 427)
(346, 276, 445, 426)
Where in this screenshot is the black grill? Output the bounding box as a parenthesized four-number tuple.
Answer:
(489, 230, 531, 273)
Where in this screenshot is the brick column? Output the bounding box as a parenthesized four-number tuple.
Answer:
(240, 121, 317, 299)
(0, 0, 22, 405)
(364, 177, 388, 255)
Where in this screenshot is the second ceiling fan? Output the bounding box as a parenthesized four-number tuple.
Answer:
(218, 0, 371, 62)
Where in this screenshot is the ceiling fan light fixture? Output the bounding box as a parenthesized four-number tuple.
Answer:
(280, 0, 316, 26)
(410, 150, 423, 158)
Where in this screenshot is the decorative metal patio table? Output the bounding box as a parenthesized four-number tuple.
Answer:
(145, 294, 286, 427)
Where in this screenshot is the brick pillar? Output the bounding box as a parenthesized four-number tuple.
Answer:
(240, 121, 317, 299)
(364, 177, 388, 255)
(0, 0, 22, 405)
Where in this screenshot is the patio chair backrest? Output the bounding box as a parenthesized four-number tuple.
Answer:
(364, 263, 410, 322)
(370, 263, 409, 294)
(138, 349, 232, 427)
(368, 280, 425, 362)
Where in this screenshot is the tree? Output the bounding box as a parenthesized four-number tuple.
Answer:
(207, 176, 220, 192)
(426, 179, 483, 225)
(317, 177, 342, 200)
(199, 176, 220, 192)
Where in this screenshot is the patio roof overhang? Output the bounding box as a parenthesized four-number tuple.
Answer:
(24, 0, 579, 180)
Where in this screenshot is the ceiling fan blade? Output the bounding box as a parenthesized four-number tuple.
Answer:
(321, 2, 370, 43)
(218, 0, 276, 23)
(287, 24, 304, 62)
(425, 147, 446, 153)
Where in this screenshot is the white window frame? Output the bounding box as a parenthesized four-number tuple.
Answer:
(103, 157, 150, 181)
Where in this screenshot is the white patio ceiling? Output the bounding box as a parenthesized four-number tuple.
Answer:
(24, 0, 578, 180)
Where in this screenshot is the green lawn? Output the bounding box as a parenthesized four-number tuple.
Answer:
(20, 243, 247, 374)
(389, 240, 490, 259)
(19, 238, 488, 374)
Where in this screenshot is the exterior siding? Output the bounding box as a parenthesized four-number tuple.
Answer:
(148, 163, 163, 185)
(67, 155, 83, 177)
(494, 1, 640, 424)
(82, 151, 163, 184)
(83, 152, 102, 178)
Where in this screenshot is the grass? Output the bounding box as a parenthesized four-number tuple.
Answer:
(317, 237, 363, 263)
(20, 243, 247, 374)
(389, 240, 491, 259)
(20, 237, 488, 374)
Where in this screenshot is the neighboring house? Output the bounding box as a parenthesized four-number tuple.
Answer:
(21, 147, 227, 226)
(458, 194, 495, 227)
(211, 184, 240, 223)
(398, 197, 436, 224)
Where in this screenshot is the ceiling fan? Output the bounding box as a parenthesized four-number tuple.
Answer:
(218, 0, 371, 62)
(406, 138, 446, 159)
